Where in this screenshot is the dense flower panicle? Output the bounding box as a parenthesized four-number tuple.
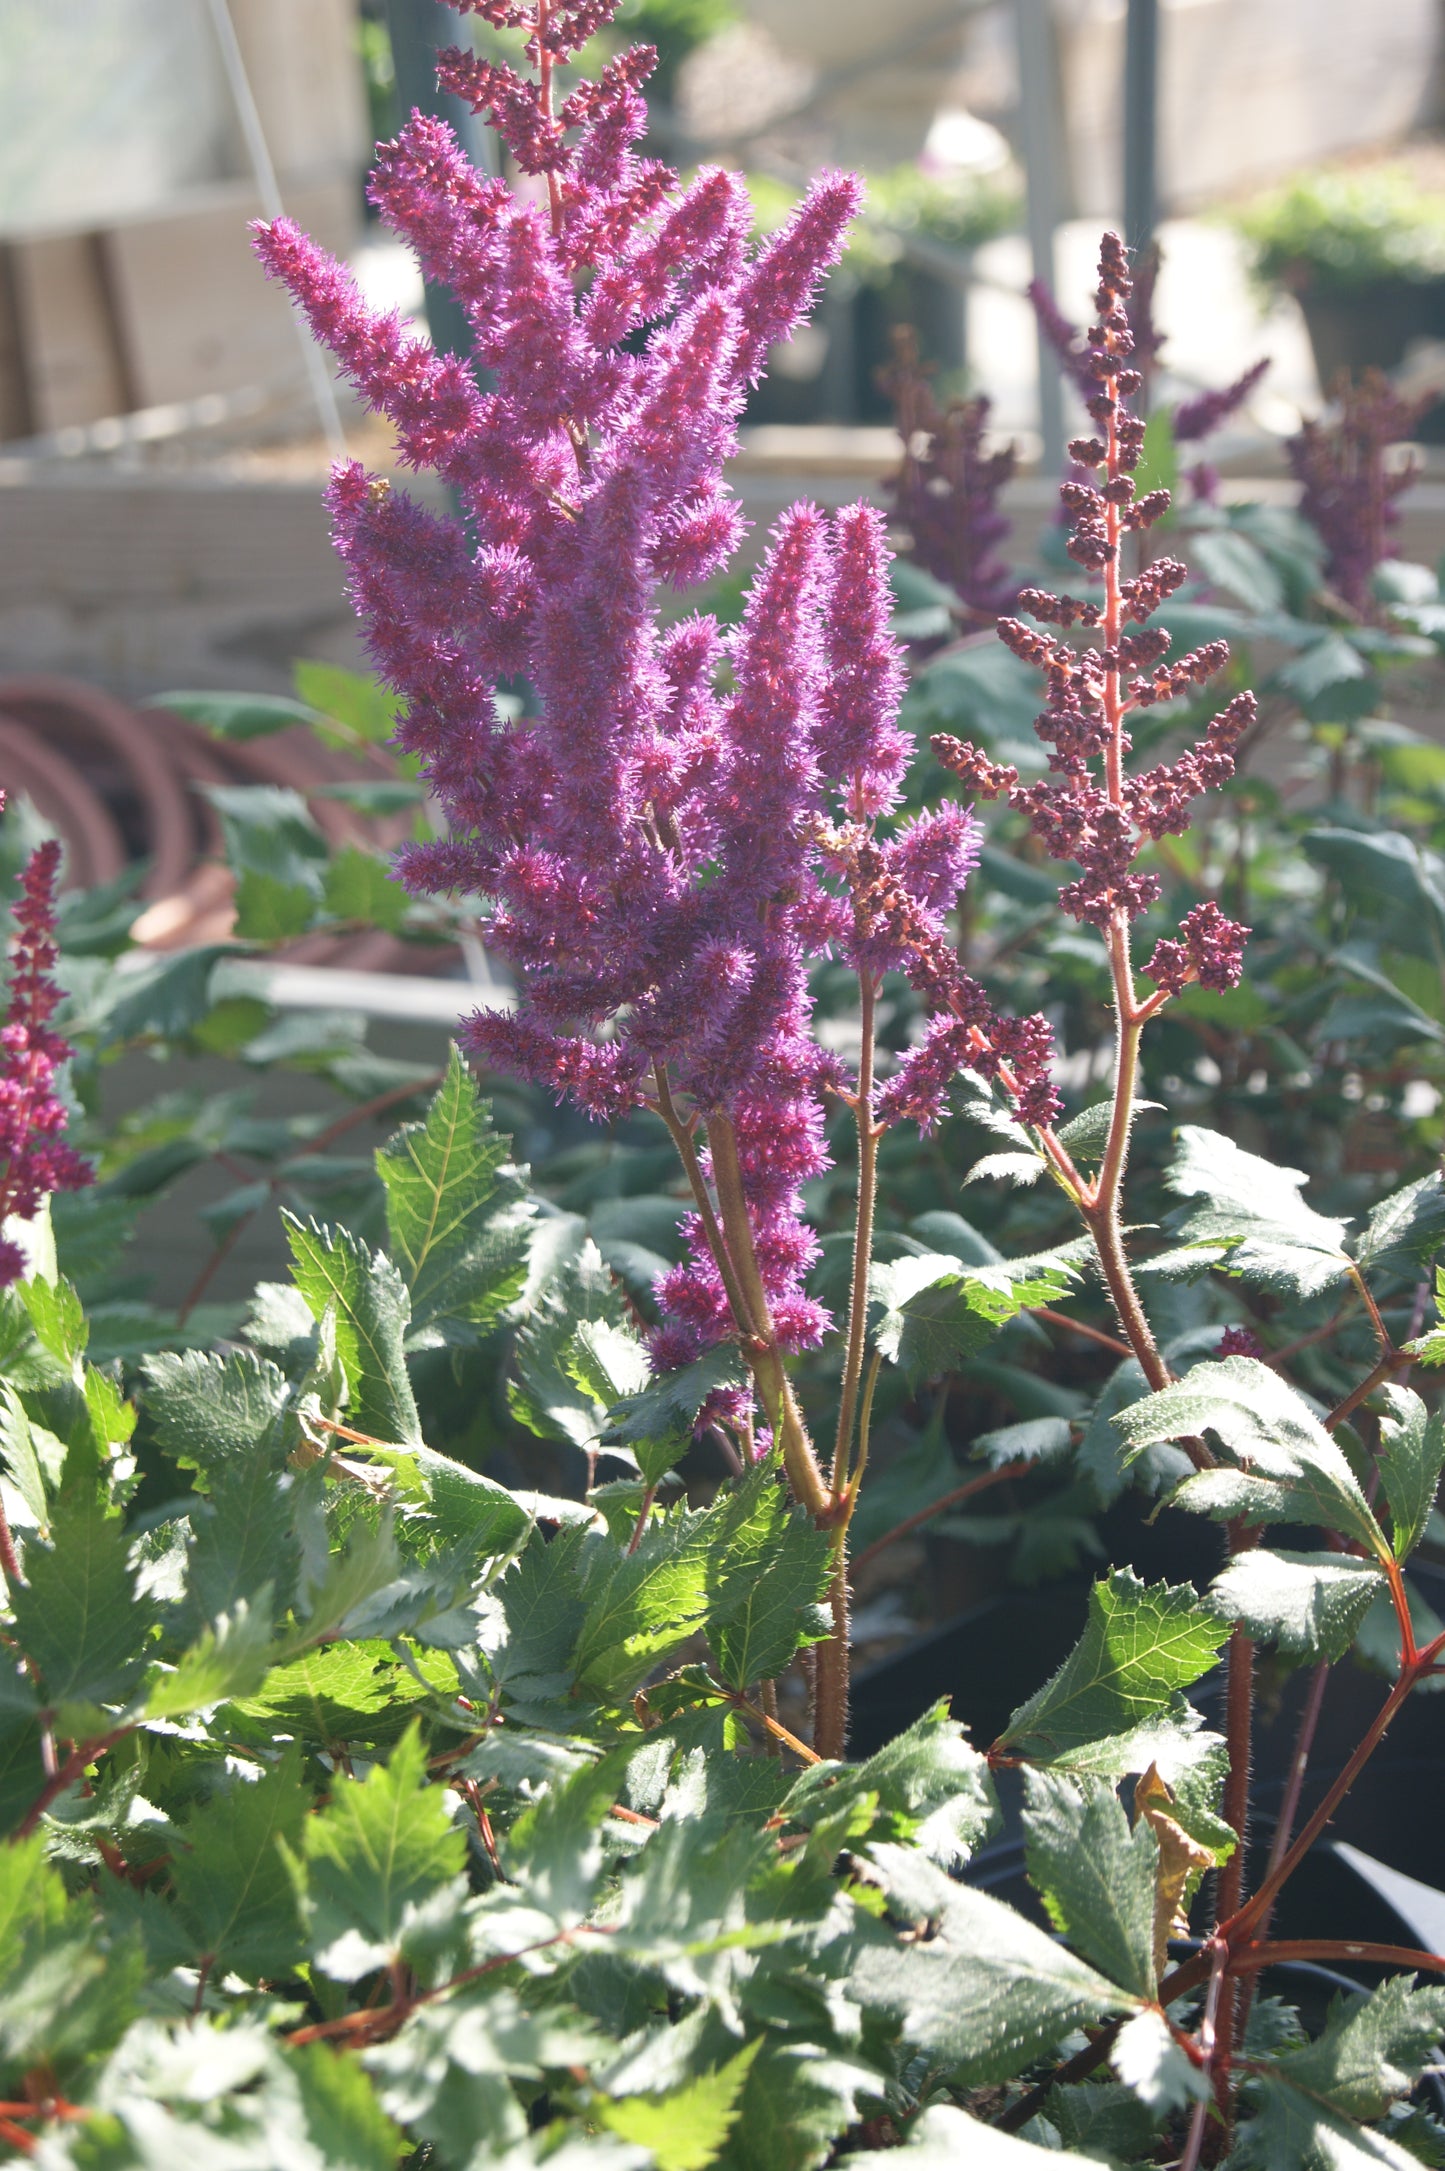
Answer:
(255, 0, 967, 1376)
(1287, 369, 1428, 614)
(0, 835, 92, 1286)
(817, 503, 910, 814)
(879, 327, 1017, 619)
(1216, 1323, 1265, 1360)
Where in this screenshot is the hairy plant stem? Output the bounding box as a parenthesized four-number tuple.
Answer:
(1211, 1619, 1256, 2148)
(0, 1496, 22, 1591)
(831, 972, 880, 1495)
(1181, 1939, 1229, 2171)
(1224, 1625, 1445, 1947)
(652, 1066, 754, 1338)
(1235, 1657, 1332, 2050)
(655, 1064, 851, 1755)
(704, 1113, 829, 1520)
(703, 1112, 851, 1753)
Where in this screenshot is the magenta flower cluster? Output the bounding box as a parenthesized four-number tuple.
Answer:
(0, 833, 91, 1287)
(254, 0, 986, 1370)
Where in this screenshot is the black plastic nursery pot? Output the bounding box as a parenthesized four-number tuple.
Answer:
(1294, 275, 1445, 435)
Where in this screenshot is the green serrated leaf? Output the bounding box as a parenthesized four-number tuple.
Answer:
(0, 1834, 143, 2091)
(234, 867, 319, 941)
(1207, 1548, 1384, 1662)
(285, 1214, 421, 1445)
(1118, 1357, 1387, 1556)
(324, 843, 409, 932)
(785, 1701, 998, 1869)
(377, 1046, 532, 1340)
(996, 1568, 1228, 1761)
(599, 2038, 760, 2169)
(19, 1272, 87, 1371)
(186, 1450, 301, 1626)
(1376, 1384, 1445, 1562)
(170, 1746, 309, 1980)
(568, 1317, 652, 1409)
(290, 2038, 406, 2171)
(0, 1381, 56, 1528)
(143, 1595, 276, 1718)
(604, 1341, 748, 1450)
(705, 1465, 833, 1692)
(231, 1641, 419, 1748)
(1055, 1098, 1164, 1164)
(572, 1516, 713, 1698)
(1022, 1770, 1159, 1998)
(850, 1846, 1132, 2084)
(1357, 1172, 1445, 1278)
(1159, 1126, 1352, 1297)
(203, 782, 328, 893)
(11, 1484, 155, 1709)
(870, 1252, 1076, 1387)
(141, 1346, 293, 1477)
(293, 657, 402, 746)
(299, 1720, 466, 1978)
(1236, 1978, 1445, 2169)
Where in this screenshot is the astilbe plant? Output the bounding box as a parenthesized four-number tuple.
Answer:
(877, 324, 1018, 620)
(255, 0, 1027, 1754)
(1287, 367, 1430, 615)
(0, 8, 1379, 2162)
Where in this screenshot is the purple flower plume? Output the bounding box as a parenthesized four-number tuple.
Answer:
(879, 327, 1017, 620)
(1287, 369, 1429, 615)
(0, 832, 92, 1286)
(253, 0, 986, 1379)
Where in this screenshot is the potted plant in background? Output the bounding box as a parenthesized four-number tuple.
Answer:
(745, 163, 1019, 423)
(1231, 164, 1445, 391)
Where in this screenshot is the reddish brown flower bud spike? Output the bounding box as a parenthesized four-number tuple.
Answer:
(1144, 899, 1249, 995)
(932, 736, 1019, 799)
